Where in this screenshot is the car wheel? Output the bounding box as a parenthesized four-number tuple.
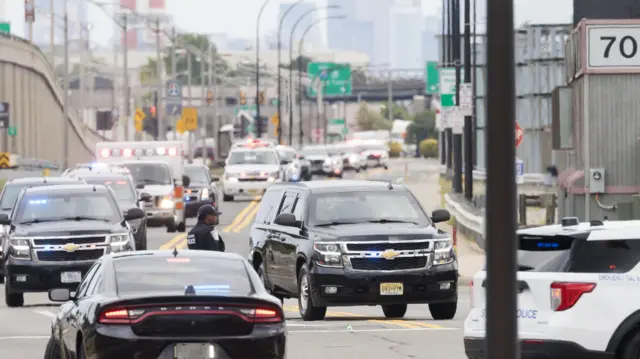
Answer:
(166, 219, 177, 233)
(44, 336, 62, 359)
(382, 304, 407, 318)
(297, 263, 326, 321)
(223, 194, 234, 202)
(257, 261, 283, 303)
(177, 222, 186, 232)
(429, 302, 457, 320)
(617, 329, 640, 359)
(383, 164, 388, 170)
(4, 281, 24, 307)
(77, 338, 87, 359)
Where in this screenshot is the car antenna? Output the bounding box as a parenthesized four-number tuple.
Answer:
(387, 181, 393, 190)
(172, 247, 179, 257)
(184, 285, 196, 295)
(92, 185, 97, 192)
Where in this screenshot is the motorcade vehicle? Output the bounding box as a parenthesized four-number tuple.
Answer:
(1, 184, 144, 307)
(464, 218, 640, 359)
(45, 250, 286, 359)
(331, 143, 364, 172)
(221, 139, 284, 201)
(299, 146, 343, 178)
(277, 145, 311, 182)
(248, 180, 456, 321)
(76, 173, 150, 250)
(0, 176, 86, 281)
(183, 164, 218, 218)
(96, 141, 188, 233)
(357, 140, 390, 169)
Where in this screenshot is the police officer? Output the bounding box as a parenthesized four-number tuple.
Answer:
(186, 204, 225, 251)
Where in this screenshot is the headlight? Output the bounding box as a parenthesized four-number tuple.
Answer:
(160, 197, 174, 209)
(225, 173, 239, 182)
(200, 188, 210, 199)
(268, 171, 280, 182)
(108, 234, 133, 252)
(349, 155, 359, 163)
(333, 159, 341, 166)
(8, 237, 30, 259)
(313, 242, 342, 268)
(433, 238, 454, 265)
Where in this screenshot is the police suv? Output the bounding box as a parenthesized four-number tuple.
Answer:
(464, 218, 640, 359)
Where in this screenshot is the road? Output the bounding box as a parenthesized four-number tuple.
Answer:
(0, 160, 470, 359)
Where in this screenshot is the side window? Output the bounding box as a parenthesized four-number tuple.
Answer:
(86, 270, 104, 297)
(277, 193, 296, 215)
(292, 196, 304, 222)
(255, 190, 282, 224)
(76, 262, 101, 298)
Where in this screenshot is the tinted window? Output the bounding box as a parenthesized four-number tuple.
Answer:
(254, 190, 282, 224)
(308, 191, 429, 226)
(292, 197, 304, 221)
(0, 183, 77, 210)
(122, 163, 172, 185)
(76, 262, 101, 298)
(114, 257, 253, 295)
(184, 166, 210, 185)
(563, 239, 640, 273)
(83, 179, 136, 203)
(15, 191, 121, 224)
(228, 150, 278, 165)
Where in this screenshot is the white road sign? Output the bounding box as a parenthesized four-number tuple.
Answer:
(459, 83, 472, 116)
(515, 158, 524, 184)
(449, 107, 464, 134)
(439, 68, 456, 95)
(587, 24, 640, 71)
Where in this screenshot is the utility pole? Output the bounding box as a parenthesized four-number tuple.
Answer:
(440, 0, 446, 165)
(79, 22, 86, 127)
(122, 14, 129, 141)
(463, 0, 473, 200)
(155, 17, 163, 141)
(187, 52, 193, 161)
(62, 8, 69, 169)
(171, 27, 177, 135)
(452, 0, 463, 193)
(445, 0, 453, 172)
(387, 69, 393, 123)
(112, 42, 117, 139)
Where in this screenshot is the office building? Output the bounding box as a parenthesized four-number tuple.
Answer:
(278, 1, 319, 51)
(390, 1, 423, 69)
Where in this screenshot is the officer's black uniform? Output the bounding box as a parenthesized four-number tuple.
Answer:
(186, 205, 225, 251)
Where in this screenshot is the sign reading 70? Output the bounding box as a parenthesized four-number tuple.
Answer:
(600, 35, 638, 58)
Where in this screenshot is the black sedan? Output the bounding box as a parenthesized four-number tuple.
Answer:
(44, 250, 286, 359)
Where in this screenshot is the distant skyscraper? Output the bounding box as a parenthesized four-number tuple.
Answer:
(390, 2, 423, 69)
(278, 1, 319, 51)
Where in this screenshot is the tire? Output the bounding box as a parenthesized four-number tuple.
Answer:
(617, 329, 640, 359)
(77, 338, 87, 359)
(4, 281, 24, 307)
(135, 228, 147, 250)
(257, 261, 283, 303)
(166, 219, 177, 233)
(44, 336, 62, 359)
(177, 222, 186, 232)
(223, 194, 234, 202)
(382, 304, 407, 318)
(429, 302, 457, 320)
(383, 164, 388, 170)
(297, 264, 326, 321)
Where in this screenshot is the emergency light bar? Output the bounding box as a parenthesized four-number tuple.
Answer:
(99, 147, 179, 158)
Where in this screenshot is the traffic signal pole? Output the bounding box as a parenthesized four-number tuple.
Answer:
(452, 0, 463, 194)
(463, 0, 473, 199)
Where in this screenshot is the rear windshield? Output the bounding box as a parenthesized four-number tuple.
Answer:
(114, 257, 253, 295)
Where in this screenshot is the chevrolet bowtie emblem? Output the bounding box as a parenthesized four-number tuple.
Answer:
(381, 249, 400, 260)
(62, 243, 80, 252)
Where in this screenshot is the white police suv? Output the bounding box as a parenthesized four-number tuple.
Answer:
(464, 217, 640, 359)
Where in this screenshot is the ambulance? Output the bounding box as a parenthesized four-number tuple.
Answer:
(95, 141, 187, 233)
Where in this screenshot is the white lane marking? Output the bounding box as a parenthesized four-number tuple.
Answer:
(0, 336, 49, 340)
(286, 322, 360, 327)
(288, 327, 458, 333)
(33, 310, 56, 319)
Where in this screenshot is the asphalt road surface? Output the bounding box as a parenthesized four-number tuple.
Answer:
(0, 162, 470, 359)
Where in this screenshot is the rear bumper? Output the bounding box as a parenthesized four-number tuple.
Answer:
(463, 337, 614, 359)
(223, 180, 274, 197)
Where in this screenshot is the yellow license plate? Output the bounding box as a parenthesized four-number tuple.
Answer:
(247, 189, 259, 194)
(380, 283, 403, 296)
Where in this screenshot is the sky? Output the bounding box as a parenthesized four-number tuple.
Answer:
(2, 0, 573, 46)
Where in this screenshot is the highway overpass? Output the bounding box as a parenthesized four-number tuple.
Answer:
(0, 33, 108, 167)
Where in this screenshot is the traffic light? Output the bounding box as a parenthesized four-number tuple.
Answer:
(239, 91, 246, 105)
(258, 91, 265, 105)
(150, 106, 157, 118)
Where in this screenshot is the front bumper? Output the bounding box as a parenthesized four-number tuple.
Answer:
(145, 208, 175, 224)
(5, 258, 95, 293)
(185, 198, 214, 218)
(90, 323, 286, 359)
(223, 180, 276, 197)
(463, 337, 613, 359)
(308, 262, 458, 306)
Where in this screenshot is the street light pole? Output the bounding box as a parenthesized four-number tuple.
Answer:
(452, 0, 463, 194)
(463, 0, 473, 200)
(62, 7, 69, 169)
(155, 17, 163, 141)
(122, 14, 130, 141)
(277, 0, 305, 145)
(255, 0, 271, 124)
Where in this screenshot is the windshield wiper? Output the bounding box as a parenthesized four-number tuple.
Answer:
(315, 221, 361, 227)
(366, 219, 418, 225)
(20, 216, 110, 224)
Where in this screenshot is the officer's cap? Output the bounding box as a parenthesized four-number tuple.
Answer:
(197, 204, 222, 220)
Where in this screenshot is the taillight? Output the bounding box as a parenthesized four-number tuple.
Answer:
(550, 282, 596, 311)
(252, 308, 282, 323)
(469, 280, 474, 308)
(98, 305, 283, 325)
(99, 307, 133, 324)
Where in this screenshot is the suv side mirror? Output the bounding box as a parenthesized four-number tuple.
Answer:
(431, 209, 451, 224)
(182, 175, 191, 187)
(139, 192, 152, 202)
(280, 159, 290, 165)
(124, 207, 146, 221)
(48, 288, 72, 302)
(0, 213, 10, 226)
(274, 213, 298, 227)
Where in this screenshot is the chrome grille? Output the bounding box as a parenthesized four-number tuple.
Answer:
(33, 236, 107, 246)
(31, 234, 109, 262)
(350, 256, 428, 271)
(341, 240, 433, 272)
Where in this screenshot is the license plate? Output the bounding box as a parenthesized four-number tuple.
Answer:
(380, 283, 403, 295)
(61, 271, 82, 283)
(174, 343, 214, 359)
(247, 189, 259, 194)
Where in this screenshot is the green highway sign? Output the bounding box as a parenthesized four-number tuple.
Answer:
(307, 62, 352, 97)
(439, 67, 466, 107)
(7, 126, 16, 137)
(235, 104, 257, 116)
(326, 118, 347, 136)
(425, 62, 439, 94)
(0, 22, 10, 34)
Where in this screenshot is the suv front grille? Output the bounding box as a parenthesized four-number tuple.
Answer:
(31, 235, 109, 262)
(346, 241, 430, 252)
(350, 256, 428, 271)
(36, 248, 105, 261)
(342, 240, 433, 272)
(33, 236, 107, 246)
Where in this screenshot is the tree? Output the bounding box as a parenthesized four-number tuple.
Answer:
(380, 103, 411, 121)
(407, 110, 436, 143)
(283, 55, 312, 71)
(351, 68, 367, 85)
(356, 103, 393, 131)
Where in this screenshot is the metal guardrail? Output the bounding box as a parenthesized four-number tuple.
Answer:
(439, 165, 546, 185)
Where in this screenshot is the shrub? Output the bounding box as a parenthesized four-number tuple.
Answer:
(388, 142, 403, 158)
(419, 139, 438, 158)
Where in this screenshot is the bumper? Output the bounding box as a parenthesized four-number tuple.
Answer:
(5, 258, 95, 293)
(90, 324, 286, 359)
(185, 198, 214, 218)
(308, 262, 458, 306)
(463, 338, 613, 359)
(223, 180, 275, 197)
(145, 208, 174, 223)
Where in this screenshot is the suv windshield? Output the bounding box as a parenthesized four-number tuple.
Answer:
(122, 163, 172, 185)
(228, 150, 278, 165)
(1, 183, 72, 210)
(83, 179, 136, 203)
(308, 190, 429, 227)
(114, 257, 253, 295)
(278, 149, 296, 162)
(185, 166, 210, 185)
(15, 191, 121, 224)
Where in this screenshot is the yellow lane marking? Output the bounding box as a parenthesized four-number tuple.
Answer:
(222, 196, 260, 232)
(159, 233, 187, 250)
(282, 304, 441, 329)
(232, 203, 261, 233)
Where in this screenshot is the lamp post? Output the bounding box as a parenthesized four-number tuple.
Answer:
(62, 2, 69, 169)
(277, 0, 305, 145)
(288, 5, 339, 146)
(296, 15, 344, 146)
(255, 0, 271, 125)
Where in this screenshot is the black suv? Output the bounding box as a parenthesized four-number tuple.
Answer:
(183, 164, 218, 218)
(248, 180, 457, 321)
(0, 184, 144, 307)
